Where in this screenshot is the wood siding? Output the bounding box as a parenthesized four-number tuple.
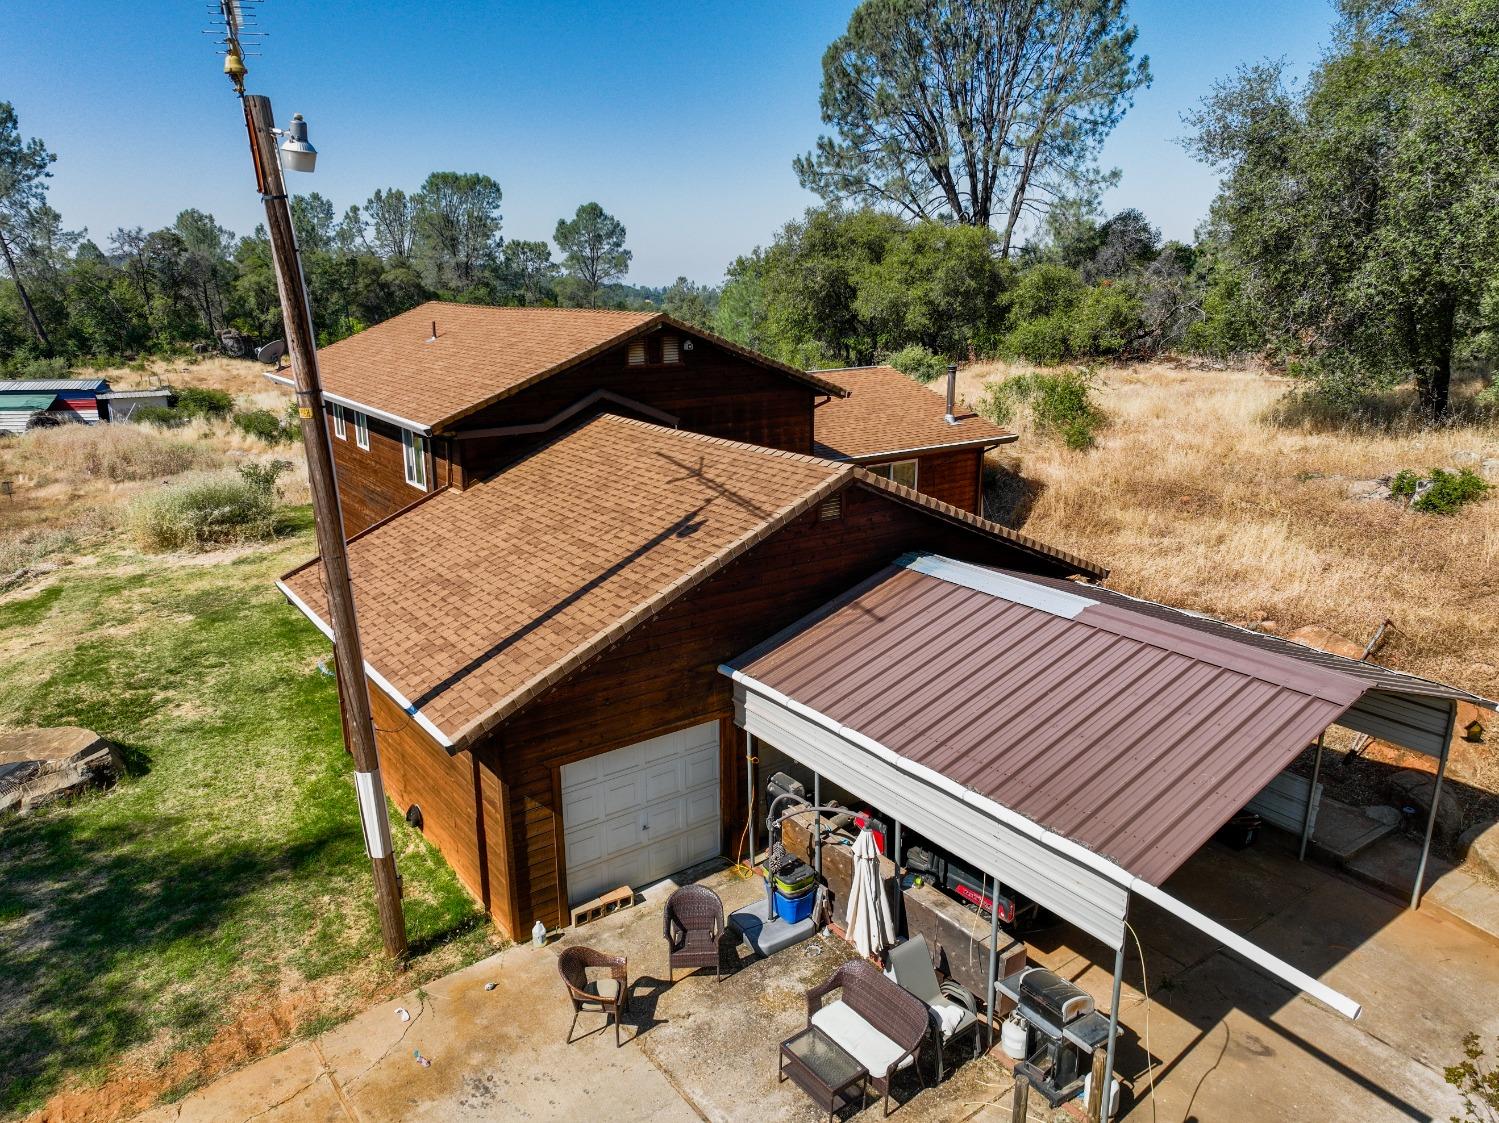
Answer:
(325, 407, 448, 536)
(366, 686, 513, 933)
(450, 333, 818, 481)
(476, 480, 1073, 934)
(864, 447, 985, 513)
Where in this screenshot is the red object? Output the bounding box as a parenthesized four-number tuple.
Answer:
(952, 881, 1015, 923)
(854, 811, 885, 853)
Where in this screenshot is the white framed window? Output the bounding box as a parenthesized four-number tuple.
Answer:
(868, 459, 918, 489)
(402, 429, 428, 491)
(353, 410, 369, 450)
(331, 401, 347, 440)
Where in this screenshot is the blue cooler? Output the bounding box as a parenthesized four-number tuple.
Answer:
(773, 884, 816, 924)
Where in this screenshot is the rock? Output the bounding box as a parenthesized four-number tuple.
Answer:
(1460, 821, 1499, 880)
(1386, 768, 1465, 845)
(1482, 458, 1499, 478)
(0, 727, 121, 815)
(1286, 625, 1367, 661)
(1346, 479, 1392, 501)
(1452, 450, 1480, 464)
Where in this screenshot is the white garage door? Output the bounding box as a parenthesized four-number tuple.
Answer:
(561, 721, 721, 907)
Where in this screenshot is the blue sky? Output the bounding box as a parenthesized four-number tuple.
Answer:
(1, 1, 1336, 287)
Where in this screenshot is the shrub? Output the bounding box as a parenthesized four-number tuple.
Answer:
(126, 461, 291, 552)
(173, 387, 233, 420)
(233, 408, 294, 444)
(886, 345, 947, 384)
(1067, 284, 1143, 357)
(15, 423, 212, 481)
(1391, 467, 1491, 515)
(1002, 314, 1073, 363)
(132, 405, 186, 429)
(979, 368, 1106, 450)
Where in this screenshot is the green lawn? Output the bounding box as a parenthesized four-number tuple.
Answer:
(0, 516, 491, 1117)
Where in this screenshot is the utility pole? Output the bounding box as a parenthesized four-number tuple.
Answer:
(222, 15, 407, 959)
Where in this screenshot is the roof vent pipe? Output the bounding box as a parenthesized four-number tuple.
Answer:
(944, 364, 958, 424)
(427, 320, 437, 342)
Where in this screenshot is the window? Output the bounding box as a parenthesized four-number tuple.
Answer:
(353, 410, 369, 450)
(867, 459, 918, 489)
(402, 429, 428, 491)
(660, 334, 681, 364)
(331, 402, 347, 440)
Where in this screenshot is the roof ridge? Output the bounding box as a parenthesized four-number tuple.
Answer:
(418, 299, 657, 317)
(603, 413, 850, 472)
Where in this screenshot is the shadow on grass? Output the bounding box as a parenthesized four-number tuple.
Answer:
(0, 809, 353, 1116)
(983, 461, 1047, 529)
(1263, 376, 1497, 435)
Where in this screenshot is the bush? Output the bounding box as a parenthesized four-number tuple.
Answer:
(173, 387, 233, 420)
(233, 408, 294, 444)
(1067, 284, 1143, 357)
(131, 405, 186, 429)
(1390, 467, 1491, 515)
(15, 423, 211, 481)
(886, 345, 947, 384)
(1003, 314, 1073, 363)
(979, 368, 1106, 450)
(126, 461, 291, 552)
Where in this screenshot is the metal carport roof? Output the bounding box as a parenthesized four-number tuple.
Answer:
(722, 553, 1494, 1020)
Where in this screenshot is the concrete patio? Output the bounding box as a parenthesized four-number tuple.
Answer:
(134, 838, 1499, 1123)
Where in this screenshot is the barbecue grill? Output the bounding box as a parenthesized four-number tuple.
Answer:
(999, 967, 1113, 1108)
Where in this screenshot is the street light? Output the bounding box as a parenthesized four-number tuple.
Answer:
(277, 113, 317, 173)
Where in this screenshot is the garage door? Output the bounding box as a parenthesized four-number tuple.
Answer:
(561, 721, 721, 907)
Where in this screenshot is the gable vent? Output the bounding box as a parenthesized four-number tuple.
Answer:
(661, 334, 681, 364)
(817, 495, 843, 521)
(628, 339, 647, 365)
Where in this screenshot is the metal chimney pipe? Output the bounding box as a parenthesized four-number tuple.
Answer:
(944, 364, 958, 424)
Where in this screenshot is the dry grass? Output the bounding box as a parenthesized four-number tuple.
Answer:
(958, 360, 1499, 707)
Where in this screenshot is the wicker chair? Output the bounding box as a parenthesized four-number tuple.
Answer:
(806, 959, 929, 1116)
(663, 884, 725, 982)
(558, 946, 629, 1047)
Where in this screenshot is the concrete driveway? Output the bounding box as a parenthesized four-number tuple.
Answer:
(135, 842, 1498, 1122)
(135, 866, 1013, 1123)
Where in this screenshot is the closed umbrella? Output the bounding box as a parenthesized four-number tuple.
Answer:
(845, 828, 894, 958)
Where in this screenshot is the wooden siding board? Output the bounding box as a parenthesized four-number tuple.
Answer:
(478, 481, 1084, 932)
(451, 335, 816, 480)
(325, 406, 448, 535)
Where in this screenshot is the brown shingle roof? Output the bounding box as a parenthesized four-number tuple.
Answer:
(305, 301, 846, 432)
(280, 414, 850, 748)
(811, 365, 1013, 461)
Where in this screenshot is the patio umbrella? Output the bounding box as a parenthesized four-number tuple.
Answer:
(844, 828, 894, 958)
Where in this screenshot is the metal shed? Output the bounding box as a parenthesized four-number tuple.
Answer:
(721, 553, 1494, 1094)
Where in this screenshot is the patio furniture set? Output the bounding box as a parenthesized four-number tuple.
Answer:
(558, 881, 984, 1118)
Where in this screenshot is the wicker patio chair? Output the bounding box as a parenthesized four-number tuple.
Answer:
(663, 884, 725, 982)
(806, 959, 929, 1116)
(558, 946, 629, 1047)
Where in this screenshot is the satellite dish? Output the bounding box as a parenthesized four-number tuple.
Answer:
(256, 339, 288, 366)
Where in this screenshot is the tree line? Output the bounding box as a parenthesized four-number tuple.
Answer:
(5, 0, 1496, 421)
(0, 112, 708, 367)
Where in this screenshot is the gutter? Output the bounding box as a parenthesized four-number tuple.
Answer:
(836, 434, 1018, 462)
(721, 666, 1362, 1021)
(263, 371, 433, 435)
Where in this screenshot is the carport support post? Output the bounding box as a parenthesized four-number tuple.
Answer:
(892, 820, 902, 935)
(746, 734, 757, 869)
(812, 772, 822, 876)
(986, 875, 1001, 1050)
(1298, 731, 1326, 861)
(1095, 940, 1126, 1123)
(1412, 702, 1458, 909)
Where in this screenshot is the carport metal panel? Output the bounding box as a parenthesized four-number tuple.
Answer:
(729, 672, 1362, 1023)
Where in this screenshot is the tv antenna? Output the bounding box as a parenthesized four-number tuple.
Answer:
(209, 0, 266, 94)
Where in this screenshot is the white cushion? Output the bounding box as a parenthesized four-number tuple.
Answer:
(810, 1000, 914, 1075)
